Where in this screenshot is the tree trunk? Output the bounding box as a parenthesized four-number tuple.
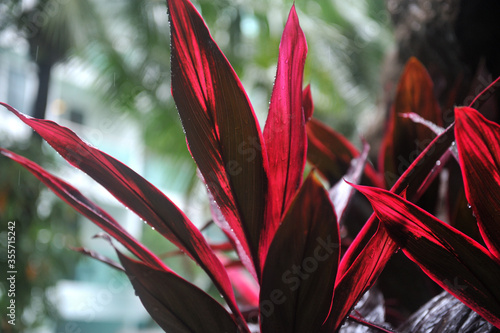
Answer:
(32, 61, 53, 120)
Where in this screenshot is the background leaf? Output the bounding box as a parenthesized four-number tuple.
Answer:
(306, 118, 382, 188)
(380, 57, 442, 188)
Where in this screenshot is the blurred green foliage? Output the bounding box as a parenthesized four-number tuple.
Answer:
(85, 0, 392, 161)
(0, 143, 81, 331)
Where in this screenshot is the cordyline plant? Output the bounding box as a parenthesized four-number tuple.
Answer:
(2, 0, 500, 331)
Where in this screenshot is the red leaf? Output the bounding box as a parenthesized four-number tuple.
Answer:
(226, 266, 260, 308)
(0, 148, 165, 270)
(333, 123, 456, 328)
(339, 120, 455, 278)
(380, 57, 442, 187)
(158, 242, 234, 259)
(262, 5, 308, 262)
(260, 173, 339, 333)
(455, 106, 500, 261)
(306, 118, 383, 188)
(323, 226, 397, 332)
(303, 85, 314, 122)
(117, 250, 241, 333)
(168, 0, 269, 278)
(355, 184, 500, 328)
(446, 163, 482, 243)
(0, 102, 246, 327)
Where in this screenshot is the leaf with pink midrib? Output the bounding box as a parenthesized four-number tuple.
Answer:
(455, 106, 500, 261)
(262, 5, 308, 268)
(329, 123, 456, 330)
(0, 147, 166, 271)
(355, 184, 500, 329)
(1, 102, 247, 329)
(168, 0, 269, 282)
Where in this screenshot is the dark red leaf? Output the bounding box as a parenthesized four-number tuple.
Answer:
(355, 184, 500, 328)
(306, 118, 383, 188)
(168, 0, 269, 278)
(468, 75, 500, 111)
(72, 246, 124, 271)
(455, 106, 500, 261)
(260, 173, 339, 333)
(0, 102, 245, 327)
(117, 250, 241, 333)
(226, 265, 259, 308)
(303, 84, 314, 122)
(0, 148, 165, 270)
(262, 5, 308, 264)
(379, 57, 442, 187)
(347, 313, 393, 333)
(77, 233, 134, 269)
